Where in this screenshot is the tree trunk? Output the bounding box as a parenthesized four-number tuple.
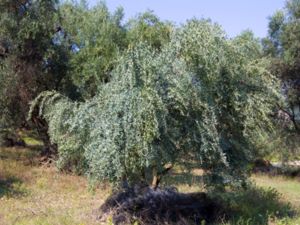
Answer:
(151, 167, 159, 189)
(32, 117, 57, 157)
(151, 164, 173, 189)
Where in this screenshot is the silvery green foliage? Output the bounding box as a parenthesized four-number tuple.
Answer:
(86, 44, 228, 183)
(29, 43, 226, 183)
(28, 91, 89, 172)
(29, 19, 281, 187)
(172, 20, 281, 182)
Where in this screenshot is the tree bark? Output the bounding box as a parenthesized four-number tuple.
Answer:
(151, 164, 173, 189)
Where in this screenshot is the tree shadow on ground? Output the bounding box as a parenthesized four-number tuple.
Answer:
(98, 185, 297, 225)
(98, 186, 224, 225)
(0, 176, 28, 198)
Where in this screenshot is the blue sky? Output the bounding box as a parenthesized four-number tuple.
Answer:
(88, 0, 285, 38)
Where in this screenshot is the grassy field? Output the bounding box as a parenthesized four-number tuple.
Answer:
(253, 174, 300, 209)
(0, 147, 110, 225)
(251, 175, 300, 225)
(0, 146, 300, 225)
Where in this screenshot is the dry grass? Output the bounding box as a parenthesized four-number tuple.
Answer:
(0, 147, 110, 225)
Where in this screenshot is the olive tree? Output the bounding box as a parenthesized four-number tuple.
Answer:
(29, 20, 281, 189)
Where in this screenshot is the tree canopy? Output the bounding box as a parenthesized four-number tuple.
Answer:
(29, 18, 281, 189)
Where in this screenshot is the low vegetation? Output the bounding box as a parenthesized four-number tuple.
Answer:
(1, 146, 299, 225)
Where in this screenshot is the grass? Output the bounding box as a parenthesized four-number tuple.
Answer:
(0, 147, 110, 225)
(216, 185, 296, 225)
(0, 146, 299, 225)
(18, 130, 44, 147)
(253, 174, 300, 208)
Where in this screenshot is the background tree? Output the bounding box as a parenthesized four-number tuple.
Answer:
(59, 3, 173, 99)
(263, 0, 300, 160)
(0, 0, 71, 150)
(126, 10, 173, 50)
(60, 1, 126, 99)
